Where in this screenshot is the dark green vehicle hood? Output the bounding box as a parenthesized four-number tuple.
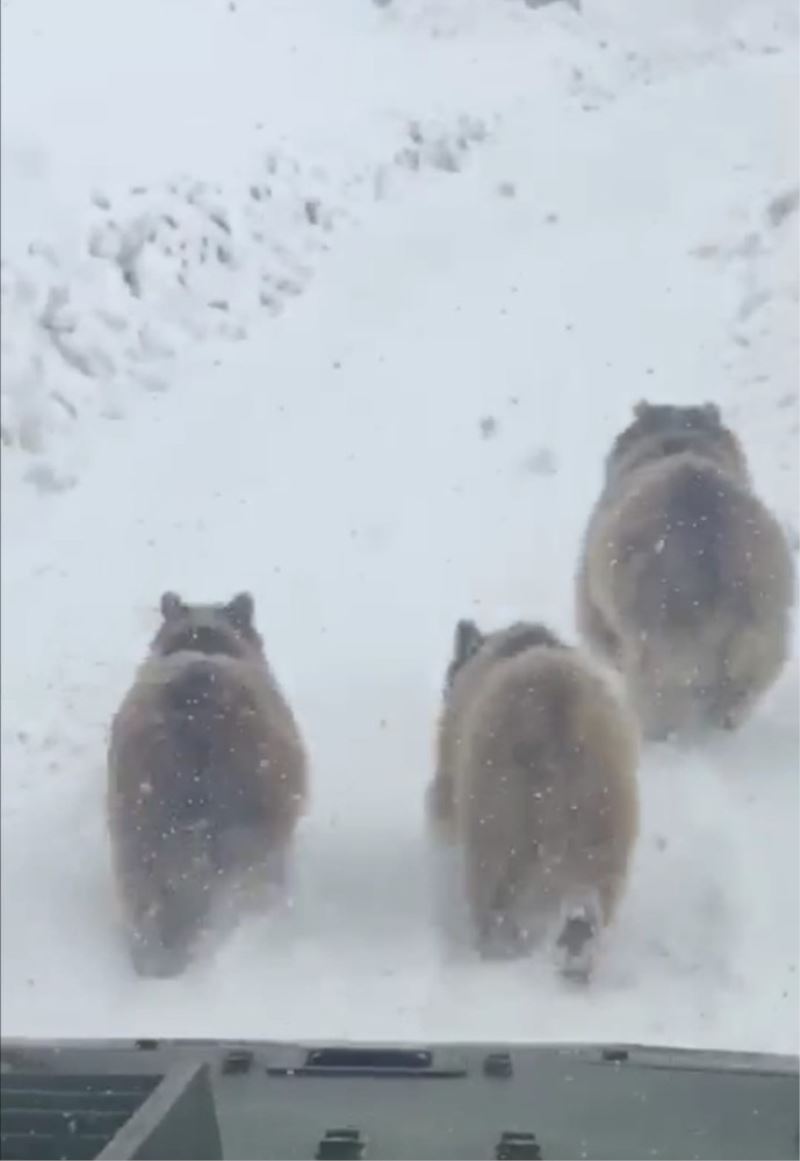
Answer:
(1, 1037, 797, 1160)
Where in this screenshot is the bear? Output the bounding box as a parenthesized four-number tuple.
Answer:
(107, 591, 308, 977)
(427, 618, 640, 981)
(576, 400, 796, 740)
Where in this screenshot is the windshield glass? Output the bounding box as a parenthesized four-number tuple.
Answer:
(1, 0, 797, 1057)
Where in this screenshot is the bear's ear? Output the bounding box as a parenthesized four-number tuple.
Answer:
(225, 591, 255, 630)
(702, 401, 721, 423)
(633, 399, 652, 419)
(453, 619, 483, 668)
(160, 591, 185, 621)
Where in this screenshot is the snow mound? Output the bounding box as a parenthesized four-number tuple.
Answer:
(1, 117, 492, 492)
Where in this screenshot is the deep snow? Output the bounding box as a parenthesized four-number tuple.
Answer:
(1, 0, 798, 1051)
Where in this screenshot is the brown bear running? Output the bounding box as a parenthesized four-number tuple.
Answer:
(107, 591, 308, 977)
(576, 401, 796, 740)
(427, 619, 640, 981)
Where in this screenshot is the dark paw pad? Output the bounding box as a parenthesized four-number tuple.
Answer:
(557, 914, 595, 957)
(556, 911, 597, 982)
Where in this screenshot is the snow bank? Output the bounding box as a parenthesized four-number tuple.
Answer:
(1, 116, 497, 493)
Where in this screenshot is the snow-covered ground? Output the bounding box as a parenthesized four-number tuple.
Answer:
(2, 0, 798, 1051)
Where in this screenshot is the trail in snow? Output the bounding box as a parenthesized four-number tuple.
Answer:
(1, 0, 798, 1050)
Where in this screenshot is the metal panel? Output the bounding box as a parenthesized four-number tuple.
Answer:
(2, 1039, 797, 1161)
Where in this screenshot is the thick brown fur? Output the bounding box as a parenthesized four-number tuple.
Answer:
(427, 619, 640, 980)
(576, 401, 796, 740)
(107, 592, 308, 977)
